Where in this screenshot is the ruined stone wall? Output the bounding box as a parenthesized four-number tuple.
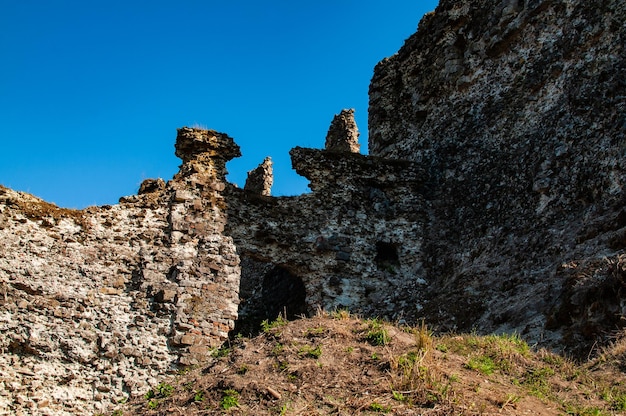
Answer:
(0, 128, 241, 415)
(368, 0, 626, 350)
(227, 147, 427, 329)
(1, 119, 428, 414)
(2, 2, 625, 414)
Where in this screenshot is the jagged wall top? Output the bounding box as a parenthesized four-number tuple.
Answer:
(325, 109, 360, 153)
(175, 127, 241, 164)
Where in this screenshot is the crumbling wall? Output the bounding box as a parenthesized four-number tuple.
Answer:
(368, 0, 626, 352)
(325, 109, 360, 153)
(227, 146, 427, 326)
(244, 157, 273, 196)
(0, 120, 424, 415)
(2, 1, 625, 413)
(0, 128, 241, 415)
(229, 109, 430, 330)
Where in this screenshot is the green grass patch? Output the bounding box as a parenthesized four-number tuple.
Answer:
(466, 355, 496, 375)
(298, 345, 322, 359)
(369, 401, 391, 413)
(365, 319, 390, 346)
(221, 389, 239, 410)
(522, 367, 555, 399)
(261, 316, 288, 334)
(193, 390, 205, 402)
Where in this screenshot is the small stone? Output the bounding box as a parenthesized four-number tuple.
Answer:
(99, 287, 122, 295)
(154, 289, 177, 303)
(180, 334, 196, 346)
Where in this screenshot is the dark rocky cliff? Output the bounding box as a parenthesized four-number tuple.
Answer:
(369, 0, 625, 352)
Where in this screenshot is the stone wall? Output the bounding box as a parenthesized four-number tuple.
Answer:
(227, 145, 427, 329)
(1, 112, 432, 414)
(368, 0, 626, 351)
(0, 128, 241, 415)
(0, 121, 429, 414)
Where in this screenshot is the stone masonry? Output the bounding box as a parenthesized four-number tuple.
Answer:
(325, 108, 361, 153)
(1, 0, 625, 414)
(0, 128, 241, 415)
(244, 157, 274, 196)
(228, 143, 427, 327)
(0, 120, 427, 415)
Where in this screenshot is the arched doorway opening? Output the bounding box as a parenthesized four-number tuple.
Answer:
(234, 258, 307, 337)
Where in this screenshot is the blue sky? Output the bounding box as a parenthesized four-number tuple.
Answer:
(0, 1, 438, 208)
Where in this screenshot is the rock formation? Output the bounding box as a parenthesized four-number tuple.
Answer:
(1, 0, 625, 414)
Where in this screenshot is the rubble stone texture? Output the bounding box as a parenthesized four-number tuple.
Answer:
(0, 128, 241, 415)
(1, 0, 625, 414)
(324, 108, 361, 153)
(369, 0, 626, 348)
(244, 157, 273, 196)
(228, 147, 426, 332)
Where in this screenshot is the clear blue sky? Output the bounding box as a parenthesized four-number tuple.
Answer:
(0, 1, 438, 208)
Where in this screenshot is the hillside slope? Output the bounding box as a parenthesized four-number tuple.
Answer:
(121, 314, 626, 415)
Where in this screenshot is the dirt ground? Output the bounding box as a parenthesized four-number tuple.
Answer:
(120, 313, 626, 415)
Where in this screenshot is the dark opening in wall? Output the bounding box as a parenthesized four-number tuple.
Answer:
(261, 266, 307, 319)
(234, 257, 308, 337)
(375, 241, 400, 270)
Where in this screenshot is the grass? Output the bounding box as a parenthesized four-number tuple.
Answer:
(210, 345, 231, 358)
(298, 344, 322, 359)
(500, 393, 520, 409)
(414, 320, 432, 351)
(365, 318, 390, 346)
(305, 326, 326, 337)
(156, 383, 174, 398)
(369, 402, 391, 413)
(193, 390, 205, 402)
(466, 355, 496, 375)
(386, 325, 459, 408)
(522, 366, 555, 399)
(261, 316, 288, 334)
(330, 309, 352, 320)
(142, 381, 174, 410)
(220, 389, 239, 410)
(121, 315, 626, 416)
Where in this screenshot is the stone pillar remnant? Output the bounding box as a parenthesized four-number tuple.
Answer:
(325, 108, 360, 153)
(244, 157, 274, 196)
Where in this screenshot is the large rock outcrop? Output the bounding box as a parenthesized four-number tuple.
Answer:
(369, 0, 626, 351)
